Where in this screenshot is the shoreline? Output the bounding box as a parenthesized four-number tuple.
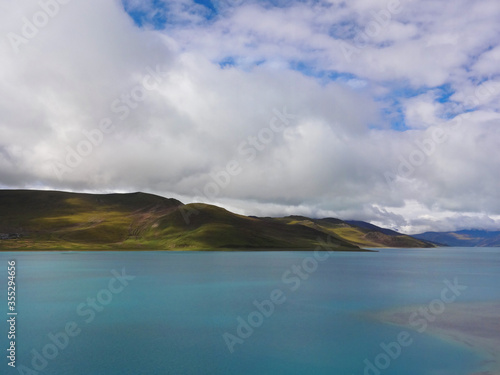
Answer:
(0, 246, 374, 252)
(371, 301, 500, 375)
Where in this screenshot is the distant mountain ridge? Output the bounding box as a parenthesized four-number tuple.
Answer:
(413, 230, 500, 247)
(0, 190, 435, 250)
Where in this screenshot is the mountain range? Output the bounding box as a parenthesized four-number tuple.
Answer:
(413, 230, 500, 247)
(0, 190, 439, 250)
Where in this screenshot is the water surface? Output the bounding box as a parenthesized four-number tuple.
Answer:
(1, 247, 499, 374)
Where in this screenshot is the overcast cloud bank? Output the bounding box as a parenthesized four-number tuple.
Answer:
(1, 0, 499, 233)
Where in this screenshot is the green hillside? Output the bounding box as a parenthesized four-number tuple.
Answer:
(0, 190, 181, 249)
(276, 216, 436, 248)
(0, 190, 435, 250)
(0, 190, 359, 250)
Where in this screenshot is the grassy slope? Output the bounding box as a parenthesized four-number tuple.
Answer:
(0, 190, 360, 251)
(0, 190, 182, 249)
(0, 190, 435, 250)
(276, 217, 436, 248)
(142, 204, 359, 250)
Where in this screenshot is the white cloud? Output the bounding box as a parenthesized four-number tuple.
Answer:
(402, 92, 443, 129)
(0, 0, 499, 233)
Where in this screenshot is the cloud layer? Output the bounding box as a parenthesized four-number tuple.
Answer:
(1, 0, 499, 233)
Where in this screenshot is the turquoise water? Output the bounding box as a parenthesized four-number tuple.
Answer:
(1, 248, 499, 375)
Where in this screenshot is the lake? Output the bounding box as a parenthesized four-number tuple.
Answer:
(1, 247, 499, 375)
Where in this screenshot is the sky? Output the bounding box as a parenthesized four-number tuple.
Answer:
(1, 0, 499, 234)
